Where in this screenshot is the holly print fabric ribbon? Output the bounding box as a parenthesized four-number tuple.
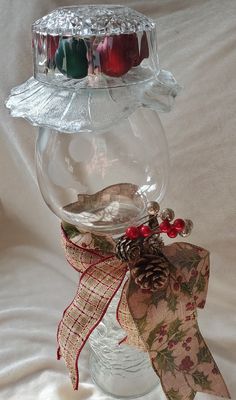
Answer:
(119, 243, 230, 399)
(57, 223, 230, 399)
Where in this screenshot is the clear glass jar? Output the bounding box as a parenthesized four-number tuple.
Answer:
(36, 108, 168, 236)
(6, 5, 180, 398)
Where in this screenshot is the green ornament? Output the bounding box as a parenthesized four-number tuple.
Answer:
(55, 38, 88, 79)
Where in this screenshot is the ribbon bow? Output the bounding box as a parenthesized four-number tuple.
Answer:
(57, 223, 230, 400)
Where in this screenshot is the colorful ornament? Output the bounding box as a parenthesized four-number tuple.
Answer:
(97, 32, 149, 77)
(160, 208, 175, 221)
(97, 35, 133, 77)
(147, 201, 160, 216)
(180, 219, 193, 237)
(55, 38, 88, 79)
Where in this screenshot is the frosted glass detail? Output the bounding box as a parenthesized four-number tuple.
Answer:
(6, 70, 180, 132)
(32, 6, 155, 36)
(89, 287, 159, 398)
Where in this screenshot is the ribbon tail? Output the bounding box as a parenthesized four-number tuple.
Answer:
(117, 278, 146, 351)
(57, 258, 127, 390)
(125, 241, 231, 400)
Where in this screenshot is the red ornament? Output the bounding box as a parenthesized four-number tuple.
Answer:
(125, 226, 140, 240)
(160, 219, 171, 233)
(97, 32, 149, 77)
(139, 225, 152, 238)
(97, 35, 133, 77)
(167, 226, 178, 238)
(125, 33, 140, 67)
(173, 218, 186, 232)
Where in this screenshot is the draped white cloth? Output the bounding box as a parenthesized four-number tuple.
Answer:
(0, 0, 235, 399)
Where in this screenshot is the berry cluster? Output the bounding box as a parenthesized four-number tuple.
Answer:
(182, 337, 192, 352)
(124, 202, 193, 241)
(159, 218, 186, 238)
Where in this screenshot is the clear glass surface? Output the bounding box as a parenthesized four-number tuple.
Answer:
(36, 108, 169, 235)
(32, 5, 158, 89)
(89, 283, 159, 398)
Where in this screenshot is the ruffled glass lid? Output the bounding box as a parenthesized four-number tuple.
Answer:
(6, 5, 180, 132)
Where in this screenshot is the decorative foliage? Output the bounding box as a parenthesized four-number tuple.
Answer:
(58, 227, 230, 400)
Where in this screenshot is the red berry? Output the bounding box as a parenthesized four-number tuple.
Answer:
(198, 300, 206, 308)
(186, 337, 192, 343)
(173, 218, 186, 232)
(168, 340, 175, 349)
(186, 346, 191, 351)
(167, 226, 178, 238)
(174, 282, 180, 291)
(191, 269, 198, 277)
(125, 226, 140, 240)
(160, 219, 171, 233)
(212, 366, 219, 375)
(139, 225, 152, 237)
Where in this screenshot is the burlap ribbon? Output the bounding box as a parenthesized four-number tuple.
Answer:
(57, 223, 230, 400)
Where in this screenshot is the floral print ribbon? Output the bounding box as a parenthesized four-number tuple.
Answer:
(57, 223, 230, 399)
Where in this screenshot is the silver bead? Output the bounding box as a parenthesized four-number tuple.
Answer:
(179, 219, 193, 237)
(160, 208, 175, 221)
(147, 201, 160, 216)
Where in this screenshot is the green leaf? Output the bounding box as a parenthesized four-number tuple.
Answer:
(166, 388, 182, 400)
(172, 329, 186, 342)
(146, 321, 164, 348)
(62, 222, 80, 239)
(156, 348, 176, 374)
(180, 276, 195, 296)
(175, 248, 201, 271)
(180, 282, 192, 295)
(192, 370, 212, 390)
(167, 293, 178, 312)
(197, 347, 212, 363)
(196, 274, 206, 293)
(168, 318, 182, 339)
(91, 233, 114, 253)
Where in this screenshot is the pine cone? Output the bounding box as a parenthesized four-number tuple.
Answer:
(143, 234, 164, 256)
(116, 237, 142, 262)
(130, 253, 170, 291)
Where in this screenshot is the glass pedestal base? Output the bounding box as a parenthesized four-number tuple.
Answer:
(89, 347, 158, 399)
(89, 287, 159, 398)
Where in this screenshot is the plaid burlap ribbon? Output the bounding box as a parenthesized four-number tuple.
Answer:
(57, 223, 230, 400)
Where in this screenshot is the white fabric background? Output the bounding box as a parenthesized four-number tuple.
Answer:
(0, 0, 236, 399)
